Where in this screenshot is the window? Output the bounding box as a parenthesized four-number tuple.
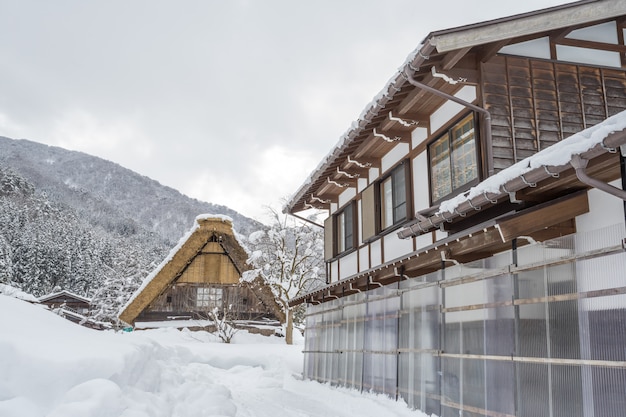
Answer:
(429, 113, 479, 203)
(336, 203, 355, 253)
(380, 162, 408, 230)
(196, 287, 222, 309)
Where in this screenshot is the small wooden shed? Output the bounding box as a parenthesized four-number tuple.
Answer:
(118, 215, 282, 327)
(38, 290, 91, 315)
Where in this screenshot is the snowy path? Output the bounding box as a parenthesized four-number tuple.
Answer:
(0, 296, 423, 417)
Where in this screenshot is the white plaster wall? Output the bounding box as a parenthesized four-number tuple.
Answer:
(430, 86, 477, 133)
(370, 239, 382, 267)
(338, 187, 357, 208)
(575, 182, 625, 233)
(339, 251, 359, 280)
(357, 177, 368, 193)
(369, 167, 380, 183)
(412, 152, 430, 214)
(381, 143, 410, 173)
(359, 246, 370, 272)
(383, 232, 414, 262)
(411, 127, 428, 149)
(330, 259, 339, 283)
(414, 233, 433, 252)
(434, 229, 448, 242)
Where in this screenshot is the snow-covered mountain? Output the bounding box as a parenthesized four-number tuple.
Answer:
(0, 136, 262, 244)
(0, 136, 263, 322)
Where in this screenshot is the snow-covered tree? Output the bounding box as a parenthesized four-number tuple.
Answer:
(243, 208, 325, 344)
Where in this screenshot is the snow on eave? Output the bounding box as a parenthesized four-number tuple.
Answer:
(438, 109, 626, 215)
(283, 1, 626, 215)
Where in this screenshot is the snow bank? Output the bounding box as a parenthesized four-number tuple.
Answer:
(0, 295, 425, 417)
(0, 284, 39, 303)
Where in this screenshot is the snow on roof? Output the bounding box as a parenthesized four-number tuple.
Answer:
(195, 213, 233, 223)
(438, 109, 626, 215)
(38, 289, 92, 304)
(0, 284, 39, 303)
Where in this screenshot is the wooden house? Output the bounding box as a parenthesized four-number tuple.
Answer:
(119, 215, 283, 328)
(38, 290, 108, 330)
(39, 290, 91, 315)
(285, 1, 626, 416)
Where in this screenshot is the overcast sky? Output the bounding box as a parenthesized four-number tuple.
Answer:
(0, 0, 573, 223)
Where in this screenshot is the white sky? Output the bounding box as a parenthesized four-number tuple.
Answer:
(0, 0, 573, 222)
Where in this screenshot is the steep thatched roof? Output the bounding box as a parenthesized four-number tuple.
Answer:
(118, 215, 282, 325)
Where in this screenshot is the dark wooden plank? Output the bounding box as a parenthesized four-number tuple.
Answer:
(497, 192, 589, 242)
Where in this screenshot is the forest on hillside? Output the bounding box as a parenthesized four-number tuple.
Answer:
(0, 137, 264, 325)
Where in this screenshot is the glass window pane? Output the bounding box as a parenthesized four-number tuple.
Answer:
(337, 212, 345, 253)
(337, 205, 354, 253)
(430, 135, 451, 201)
(196, 287, 222, 308)
(430, 114, 478, 202)
(381, 177, 393, 229)
(344, 204, 353, 250)
(393, 166, 407, 223)
(451, 114, 477, 190)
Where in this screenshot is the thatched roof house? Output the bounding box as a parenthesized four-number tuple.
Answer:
(119, 215, 283, 327)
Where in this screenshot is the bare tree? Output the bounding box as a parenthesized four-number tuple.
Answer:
(207, 306, 238, 343)
(243, 208, 325, 344)
(179, 285, 239, 343)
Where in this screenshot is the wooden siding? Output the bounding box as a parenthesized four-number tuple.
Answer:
(137, 283, 272, 321)
(482, 55, 626, 172)
(361, 183, 376, 242)
(324, 215, 334, 261)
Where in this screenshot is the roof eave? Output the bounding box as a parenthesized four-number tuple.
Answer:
(430, 0, 626, 53)
(283, 0, 626, 215)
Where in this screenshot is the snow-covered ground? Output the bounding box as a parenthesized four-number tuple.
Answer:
(0, 295, 425, 417)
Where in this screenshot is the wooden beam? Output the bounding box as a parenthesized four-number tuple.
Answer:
(442, 47, 472, 70)
(555, 37, 626, 53)
(479, 39, 511, 63)
(497, 191, 589, 242)
(397, 75, 441, 114)
(550, 27, 574, 42)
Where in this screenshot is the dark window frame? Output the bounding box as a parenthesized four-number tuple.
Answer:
(428, 112, 481, 205)
(334, 201, 356, 255)
(378, 160, 411, 233)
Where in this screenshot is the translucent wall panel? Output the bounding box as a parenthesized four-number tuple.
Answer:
(302, 223, 626, 417)
(398, 281, 440, 414)
(362, 287, 399, 396)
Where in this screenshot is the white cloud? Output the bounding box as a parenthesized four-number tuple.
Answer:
(0, 112, 27, 139)
(180, 145, 319, 221)
(0, 0, 575, 223)
(49, 109, 154, 164)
